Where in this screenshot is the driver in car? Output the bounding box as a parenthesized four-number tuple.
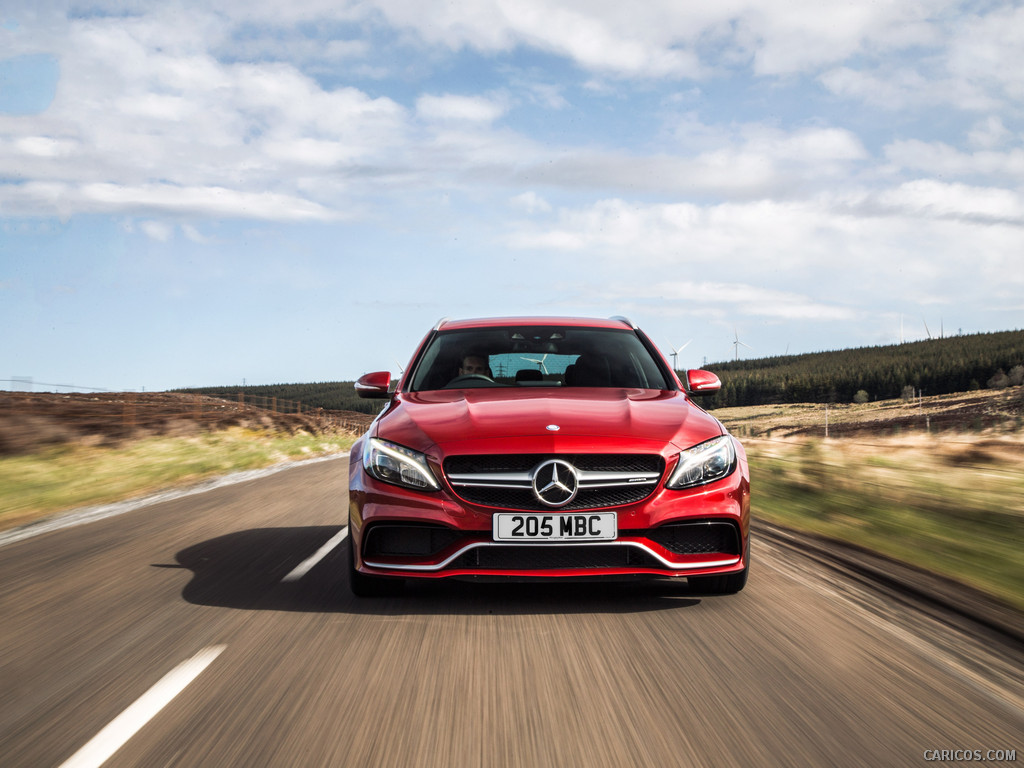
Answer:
(458, 353, 492, 378)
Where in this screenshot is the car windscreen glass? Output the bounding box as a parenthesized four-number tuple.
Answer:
(408, 326, 670, 391)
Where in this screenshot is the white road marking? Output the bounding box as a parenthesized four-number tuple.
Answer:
(282, 527, 349, 582)
(58, 645, 227, 768)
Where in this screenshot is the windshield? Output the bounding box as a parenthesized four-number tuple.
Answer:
(408, 326, 671, 392)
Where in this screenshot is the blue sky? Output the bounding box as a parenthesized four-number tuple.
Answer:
(2, 1, 1022, 392)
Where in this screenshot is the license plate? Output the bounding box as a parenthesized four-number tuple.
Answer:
(493, 512, 617, 542)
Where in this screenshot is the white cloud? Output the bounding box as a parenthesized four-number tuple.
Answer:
(510, 191, 551, 214)
(508, 197, 829, 263)
(513, 125, 867, 199)
(946, 5, 1024, 101)
(876, 180, 1024, 224)
(416, 93, 508, 123)
(0, 2, 1010, 226)
(13, 135, 74, 157)
(369, 0, 704, 78)
(0, 11, 410, 218)
(505, 192, 1024, 320)
(644, 281, 856, 321)
(820, 5, 1024, 112)
(366, 0, 953, 78)
(967, 117, 1011, 150)
(819, 66, 937, 111)
(735, 0, 935, 76)
(139, 219, 173, 241)
(884, 141, 1024, 183)
(182, 223, 213, 243)
(0, 181, 339, 220)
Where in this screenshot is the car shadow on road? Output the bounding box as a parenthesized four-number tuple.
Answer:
(166, 526, 711, 615)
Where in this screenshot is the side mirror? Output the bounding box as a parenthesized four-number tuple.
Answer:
(685, 369, 721, 396)
(355, 371, 392, 399)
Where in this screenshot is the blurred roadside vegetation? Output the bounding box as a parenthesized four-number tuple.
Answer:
(0, 428, 355, 532)
(740, 436, 1023, 610)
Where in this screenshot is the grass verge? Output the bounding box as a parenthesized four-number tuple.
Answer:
(745, 437, 1024, 611)
(0, 428, 356, 532)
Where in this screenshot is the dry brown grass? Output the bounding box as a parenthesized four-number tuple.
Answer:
(716, 386, 1024, 439)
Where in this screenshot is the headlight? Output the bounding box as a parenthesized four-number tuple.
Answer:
(362, 438, 440, 491)
(666, 436, 737, 490)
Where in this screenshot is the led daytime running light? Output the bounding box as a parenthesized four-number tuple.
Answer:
(363, 438, 440, 491)
(667, 436, 736, 490)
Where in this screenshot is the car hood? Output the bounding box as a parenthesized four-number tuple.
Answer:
(373, 388, 724, 456)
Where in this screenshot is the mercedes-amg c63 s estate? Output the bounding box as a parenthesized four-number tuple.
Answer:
(348, 316, 750, 596)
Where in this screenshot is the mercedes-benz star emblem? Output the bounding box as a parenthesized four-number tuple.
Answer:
(531, 459, 579, 507)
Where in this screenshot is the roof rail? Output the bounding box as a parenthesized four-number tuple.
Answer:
(432, 317, 451, 331)
(609, 315, 637, 329)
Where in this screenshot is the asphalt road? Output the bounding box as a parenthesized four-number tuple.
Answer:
(1, 458, 1021, 768)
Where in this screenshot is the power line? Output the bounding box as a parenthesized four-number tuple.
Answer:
(1, 379, 114, 393)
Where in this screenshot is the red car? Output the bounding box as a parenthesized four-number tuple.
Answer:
(348, 316, 750, 596)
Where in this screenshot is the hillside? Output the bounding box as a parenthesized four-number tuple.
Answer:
(182, 382, 379, 415)
(703, 329, 1024, 408)
(0, 391, 374, 455)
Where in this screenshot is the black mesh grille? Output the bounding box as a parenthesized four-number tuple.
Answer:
(646, 522, 740, 555)
(454, 485, 654, 511)
(444, 454, 664, 511)
(363, 524, 464, 558)
(445, 454, 662, 474)
(450, 544, 663, 571)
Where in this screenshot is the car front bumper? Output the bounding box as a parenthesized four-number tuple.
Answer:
(348, 459, 750, 581)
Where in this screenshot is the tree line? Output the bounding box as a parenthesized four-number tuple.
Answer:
(179, 329, 1024, 412)
(700, 330, 1024, 408)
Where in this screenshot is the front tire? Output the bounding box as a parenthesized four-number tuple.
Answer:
(688, 567, 747, 595)
(348, 534, 403, 597)
(688, 537, 750, 595)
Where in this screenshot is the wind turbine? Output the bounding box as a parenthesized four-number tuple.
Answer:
(668, 340, 692, 371)
(733, 329, 752, 361)
(522, 354, 549, 374)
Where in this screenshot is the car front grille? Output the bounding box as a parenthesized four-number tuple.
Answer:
(363, 523, 464, 558)
(443, 453, 664, 511)
(646, 521, 741, 555)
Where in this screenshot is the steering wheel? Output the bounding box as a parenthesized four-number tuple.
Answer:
(445, 374, 494, 387)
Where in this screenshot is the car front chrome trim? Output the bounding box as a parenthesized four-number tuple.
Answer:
(447, 469, 661, 489)
(364, 541, 741, 573)
(447, 471, 532, 487)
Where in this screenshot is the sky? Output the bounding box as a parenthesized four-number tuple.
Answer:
(1, 0, 1022, 392)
